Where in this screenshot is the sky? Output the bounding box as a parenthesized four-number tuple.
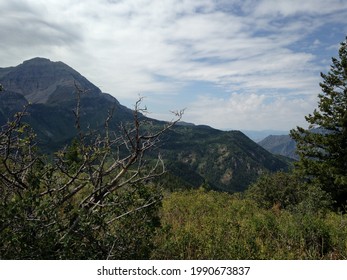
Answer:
(1, 0, 347, 131)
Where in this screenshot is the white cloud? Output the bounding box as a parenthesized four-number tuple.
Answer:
(0, 0, 346, 130)
(186, 92, 318, 131)
(251, 0, 347, 17)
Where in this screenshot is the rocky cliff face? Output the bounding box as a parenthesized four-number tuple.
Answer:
(0, 57, 101, 104)
(0, 90, 28, 112)
(0, 58, 133, 150)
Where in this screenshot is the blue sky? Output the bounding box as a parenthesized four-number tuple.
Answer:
(1, 0, 347, 131)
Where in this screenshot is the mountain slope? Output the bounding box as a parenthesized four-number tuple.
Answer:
(0, 58, 134, 150)
(0, 57, 101, 104)
(0, 58, 291, 192)
(161, 125, 290, 192)
(258, 135, 298, 160)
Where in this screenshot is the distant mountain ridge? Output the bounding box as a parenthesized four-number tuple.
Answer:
(241, 130, 289, 142)
(0, 58, 291, 192)
(258, 134, 298, 160)
(258, 127, 332, 160)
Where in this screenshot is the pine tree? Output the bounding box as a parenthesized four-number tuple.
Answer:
(290, 37, 347, 208)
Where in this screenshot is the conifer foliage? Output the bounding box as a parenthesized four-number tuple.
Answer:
(290, 37, 347, 207)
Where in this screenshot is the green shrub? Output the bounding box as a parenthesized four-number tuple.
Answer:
(245, 171, 332, 214)
(152, 188, 347, 259)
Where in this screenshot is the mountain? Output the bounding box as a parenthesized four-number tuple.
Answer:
(241, 130, 289, 142)
(258, 127, 331, 161)
(159, 125, 290, 192)
(0, 58, 291, 192)
(0, 58, 134, 150)
(0, 57, 101, 104)
(258, 134, 298, 160)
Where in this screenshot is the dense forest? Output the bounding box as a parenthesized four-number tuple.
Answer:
(0, 38, 347, 260)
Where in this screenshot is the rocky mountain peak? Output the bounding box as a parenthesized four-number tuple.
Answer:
(0, 57, 101, 104)
(22, 57, 52, 65)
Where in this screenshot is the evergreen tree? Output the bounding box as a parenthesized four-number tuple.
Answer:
(290, 37, 347, 208)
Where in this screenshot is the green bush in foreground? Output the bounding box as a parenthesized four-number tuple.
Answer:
(0, 98, 178, 259)
(245, 171, 332, 214)
(152, 188, 347, 259)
